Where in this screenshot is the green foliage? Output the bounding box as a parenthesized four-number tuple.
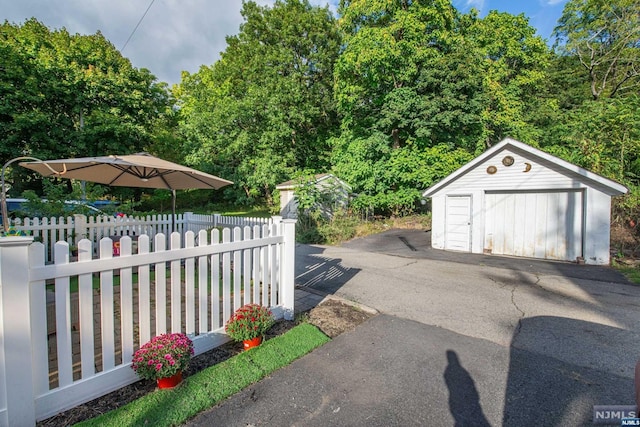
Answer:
(0, 18, 172, 197)
(17, 180, 107, 218)
(316, 212, 360, 245)
(468, 11, 551, 146)
(553, 0, 640, 100)
(542, 96, 640, 185)
(332, 1, 549, 215)
(611, 264, 640, 285)
(5, 2, 640, 223)
(178, 0, 341, 207)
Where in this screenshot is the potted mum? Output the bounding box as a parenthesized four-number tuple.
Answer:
(131, 333, 194, 389)
(225, 304, 275, 350)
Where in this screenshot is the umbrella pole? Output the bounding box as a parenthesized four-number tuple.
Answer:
(171, 189, 176, 233)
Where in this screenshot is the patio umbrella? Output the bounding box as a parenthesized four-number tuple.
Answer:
(20, 153, 233, 230)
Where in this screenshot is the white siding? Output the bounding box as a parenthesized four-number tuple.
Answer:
(584, 189, 613, 264)
(442, 148, 590, 193)
(431, 195, 446, 250)
(484, 191, 583, 261)
(424, 139, 624, 265)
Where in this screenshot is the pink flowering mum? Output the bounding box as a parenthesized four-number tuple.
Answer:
(131, 333, 194, 381)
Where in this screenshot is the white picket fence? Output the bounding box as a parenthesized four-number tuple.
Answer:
(10, 212, 274, 264)
(0, 219, 295, 426)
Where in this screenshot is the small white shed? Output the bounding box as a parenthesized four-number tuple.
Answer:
(276, 173, 351, 219)
(422, 138, 627, 265)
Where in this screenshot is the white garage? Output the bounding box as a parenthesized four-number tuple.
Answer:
(423, 138, 627, 265)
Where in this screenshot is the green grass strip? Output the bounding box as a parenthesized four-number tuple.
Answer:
(75, 323, 329, 427)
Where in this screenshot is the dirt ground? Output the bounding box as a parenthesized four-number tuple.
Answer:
(37, 298, 375, 426)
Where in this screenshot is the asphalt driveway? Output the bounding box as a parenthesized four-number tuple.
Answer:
(188, 229, 640, 426)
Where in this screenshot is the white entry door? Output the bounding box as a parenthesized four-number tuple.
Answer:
(484, 190, 583, 261)
(445, 195, 472, 252)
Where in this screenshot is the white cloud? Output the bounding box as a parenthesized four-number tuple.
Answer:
(3, 0, 561, 85)
(2, 0, 344, 85)
(3, 0, 248, 85)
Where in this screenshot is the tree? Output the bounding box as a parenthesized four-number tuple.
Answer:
(553, 0, 640, 100)
(178, 0, 341, 206)
(467, 11, 550, 148)
(333, 0, 479, 214)
(332, 1, 548, 214)
(0, 18, 170, 196)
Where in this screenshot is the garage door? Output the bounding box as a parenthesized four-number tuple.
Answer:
(445, 195, 472, 252)
(484, 191, 583, 261)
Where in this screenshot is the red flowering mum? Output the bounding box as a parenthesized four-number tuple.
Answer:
(225, 304, 275, 342)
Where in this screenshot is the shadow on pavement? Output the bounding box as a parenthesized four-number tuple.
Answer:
(295, 244, 360, 294)
(341, 229, 630, 284)
(504, 316, 636, 426)
(444, 350, 491, 427)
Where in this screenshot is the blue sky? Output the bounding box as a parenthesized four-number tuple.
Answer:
(2, 0, 569, 85)
(453, 0, 569, 42)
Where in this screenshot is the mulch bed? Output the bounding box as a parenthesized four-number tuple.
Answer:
(37, 299, 375, 426)
(36, 320, 296, 426)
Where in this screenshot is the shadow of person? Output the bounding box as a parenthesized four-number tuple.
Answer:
(444, 350, 492, 427)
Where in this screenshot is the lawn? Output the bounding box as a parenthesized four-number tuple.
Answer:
(76, 323, 329, 426)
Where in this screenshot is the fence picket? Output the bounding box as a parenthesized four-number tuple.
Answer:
(261, 224, 269, 307)
(54, 241, 73, 387)
(252, 225, 261, 304)
(138, 235, 151, 345)
(154, 234, 167, 335)
(233, 227, 242, 311)
(222, 228, 231, 324)
(170, 233, 182, 333)
(197, 230, 208, 334)
(0, 214, 291, 423)
(185, 232, 196, 335)
(270, 224, 279, 307)
(77, 239, 95, 380)
(99, 238, 115, 371)
(120, 237, 134, 365)
(243, 226, 251, 305)
(211, 229, 221, 329)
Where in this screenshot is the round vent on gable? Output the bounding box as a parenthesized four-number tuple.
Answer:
(502, 156, 514, 166)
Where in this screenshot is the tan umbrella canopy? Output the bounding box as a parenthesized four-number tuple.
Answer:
(20, 153, 233, 230)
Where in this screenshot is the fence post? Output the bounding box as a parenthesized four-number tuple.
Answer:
(73, 214, 87, 244)
(272, 215, 283, 225)
(280, 219, 296, 320)
(0, 236, 36, 426)
(184, 212, 193, 233)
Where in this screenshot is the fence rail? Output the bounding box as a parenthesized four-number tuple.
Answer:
(0, 218, 295, 426)
(10, 213, 274, 264)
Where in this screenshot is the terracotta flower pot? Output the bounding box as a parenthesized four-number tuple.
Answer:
(157, 371, 182, 389)
(243, 336, 263, 351)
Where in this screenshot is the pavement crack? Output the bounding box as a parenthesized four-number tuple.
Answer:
(510, 283, 526, 339)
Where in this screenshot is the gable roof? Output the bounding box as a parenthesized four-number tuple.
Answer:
(276, 173, 351, 191)
(422, 137, 628, 197)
